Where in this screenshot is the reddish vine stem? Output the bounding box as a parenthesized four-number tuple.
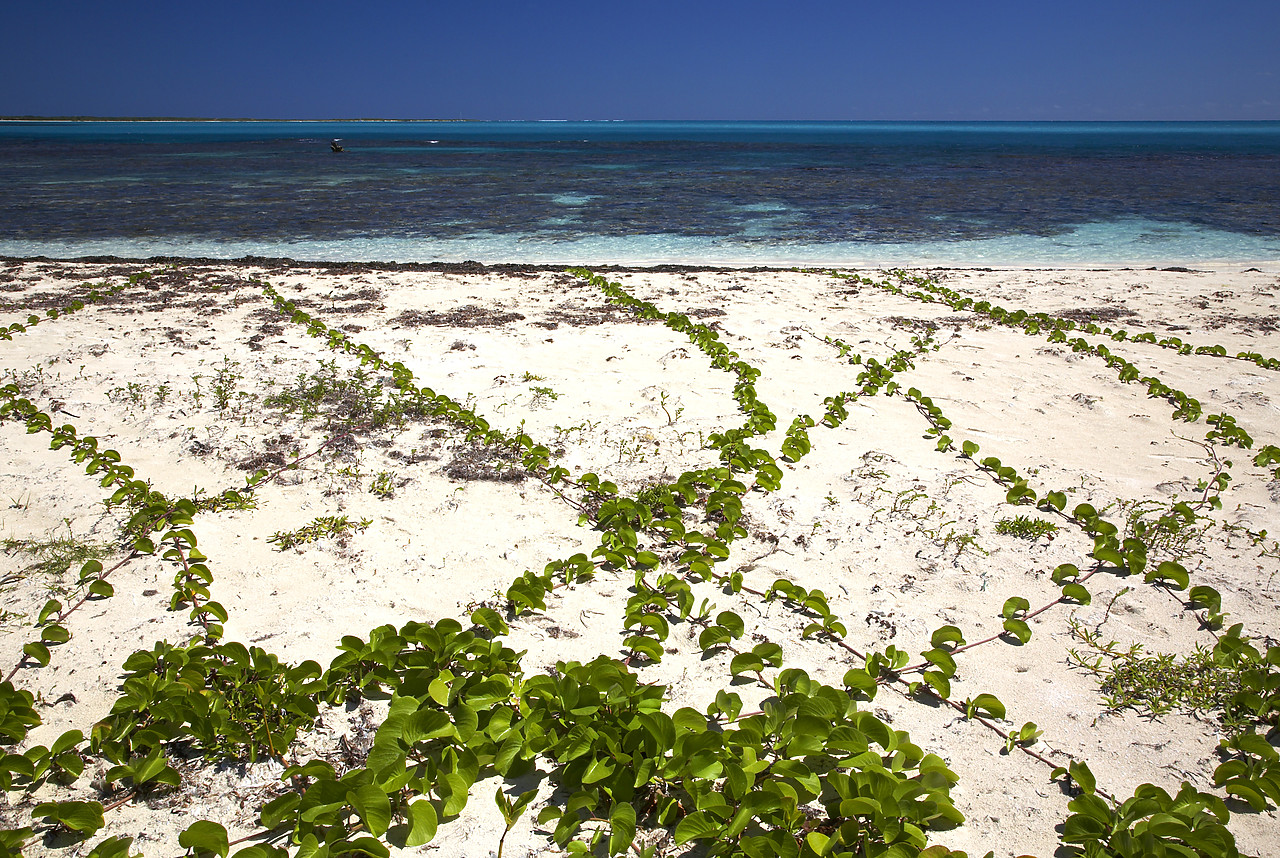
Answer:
(102, 789, 138, 813)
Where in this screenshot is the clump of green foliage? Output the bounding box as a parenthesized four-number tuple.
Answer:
(995, 515, 1059, 540)
(1068, 621, 1271, 735)
(95, 640, 322, 765)
(368, 470, 396, 499)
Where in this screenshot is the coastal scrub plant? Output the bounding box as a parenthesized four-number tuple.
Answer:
(1068, 628, 1237, 721)
(105, 382, 146, 410)
(268, 515, 371, 550)
(1069, 620, 1280, 751)
(209, 356, 246, 412)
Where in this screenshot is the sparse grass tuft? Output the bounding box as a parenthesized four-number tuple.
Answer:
(2, 527, 112, 580)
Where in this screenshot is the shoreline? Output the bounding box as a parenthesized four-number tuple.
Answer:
(4, 253, 1280, 275)
(1, 260, 1277, 857)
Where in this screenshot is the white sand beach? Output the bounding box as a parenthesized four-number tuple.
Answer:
(0, 259, 1277, 858)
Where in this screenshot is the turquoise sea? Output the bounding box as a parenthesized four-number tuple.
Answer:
(1, 120, 1278, 265)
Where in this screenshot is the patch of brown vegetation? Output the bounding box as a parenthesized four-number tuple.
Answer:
(443, 443, 525, 482)
(1054, 306, 1138, 323)
(391, 305, 526, 328)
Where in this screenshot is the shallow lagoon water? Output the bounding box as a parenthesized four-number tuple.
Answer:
(2, 120, 1278, 265)
(6, 220, 1277, 268)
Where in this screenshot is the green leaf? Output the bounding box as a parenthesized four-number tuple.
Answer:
(698, 626, 732, 650)
(1014, 722, 1042, 746)
(131, 747, 180, 787)
(1093, 546, 1125, 568)
(40, 624, 71, 645)
(178, 821, 230, 857)
(1061, 583, 1091, 605)
(624, 635, 663, 662)
(1050, 563, 1080, 584)
(674, 811, 722, 844)
(510, 788, 538, 821)
(581, 755, 615, 785)
(404, 800, 438, 847)
(200, 601, 229, 623)
(635, 550, 661, 569)
(609, 802, 637, 855)
(493, 733, 527, 777)
(752, 642, 783, 667)
(1002, 618, 1032, 644)
(1146, 561, 1190, 590)
(923, 670, 951, 699)
(930, 625, 966, 649)
(86, 836, 136, 858)
(427, 678, 451, 708)
(1069, 761, 1096, 795)
(330, 835, 389, 858)
(439, 771, 470, 817)
(51, 730, 84, 756)
(1001, 597, 1030, 619)
(967, 694, 1006, 720)
(844, 671, 878, 703)
(38, 599, 62, 625)
(403, 709, 454, 744)
(673, 707, 709, 734)
(260, 793, 301, 829)
(33, 800, 104, 834)
(715, 611, 745, 638)
(1221, 781, 1270, 811)
(922, 648, 957, 676)
(730, 653, 765, 676)
(22, 641, 51, 667)
(470, 607, 508, 637)
(1006, 483, 1035, 505)
(638, 612, 669, 640)
(1188, 585, 1222, 612)
(350, 783, 392, 836)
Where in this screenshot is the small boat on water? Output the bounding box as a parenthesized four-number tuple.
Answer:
(330, 139, 345, 153)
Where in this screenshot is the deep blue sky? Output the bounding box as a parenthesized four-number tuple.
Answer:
(3, 0, 1277, 120)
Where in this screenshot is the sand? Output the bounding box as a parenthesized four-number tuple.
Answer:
(0, 259, 1277, 857)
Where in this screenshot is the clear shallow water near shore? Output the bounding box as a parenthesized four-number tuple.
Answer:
(2, 120, 1279, 265)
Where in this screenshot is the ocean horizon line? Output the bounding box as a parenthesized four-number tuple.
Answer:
(5, 117, 1280, 125)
